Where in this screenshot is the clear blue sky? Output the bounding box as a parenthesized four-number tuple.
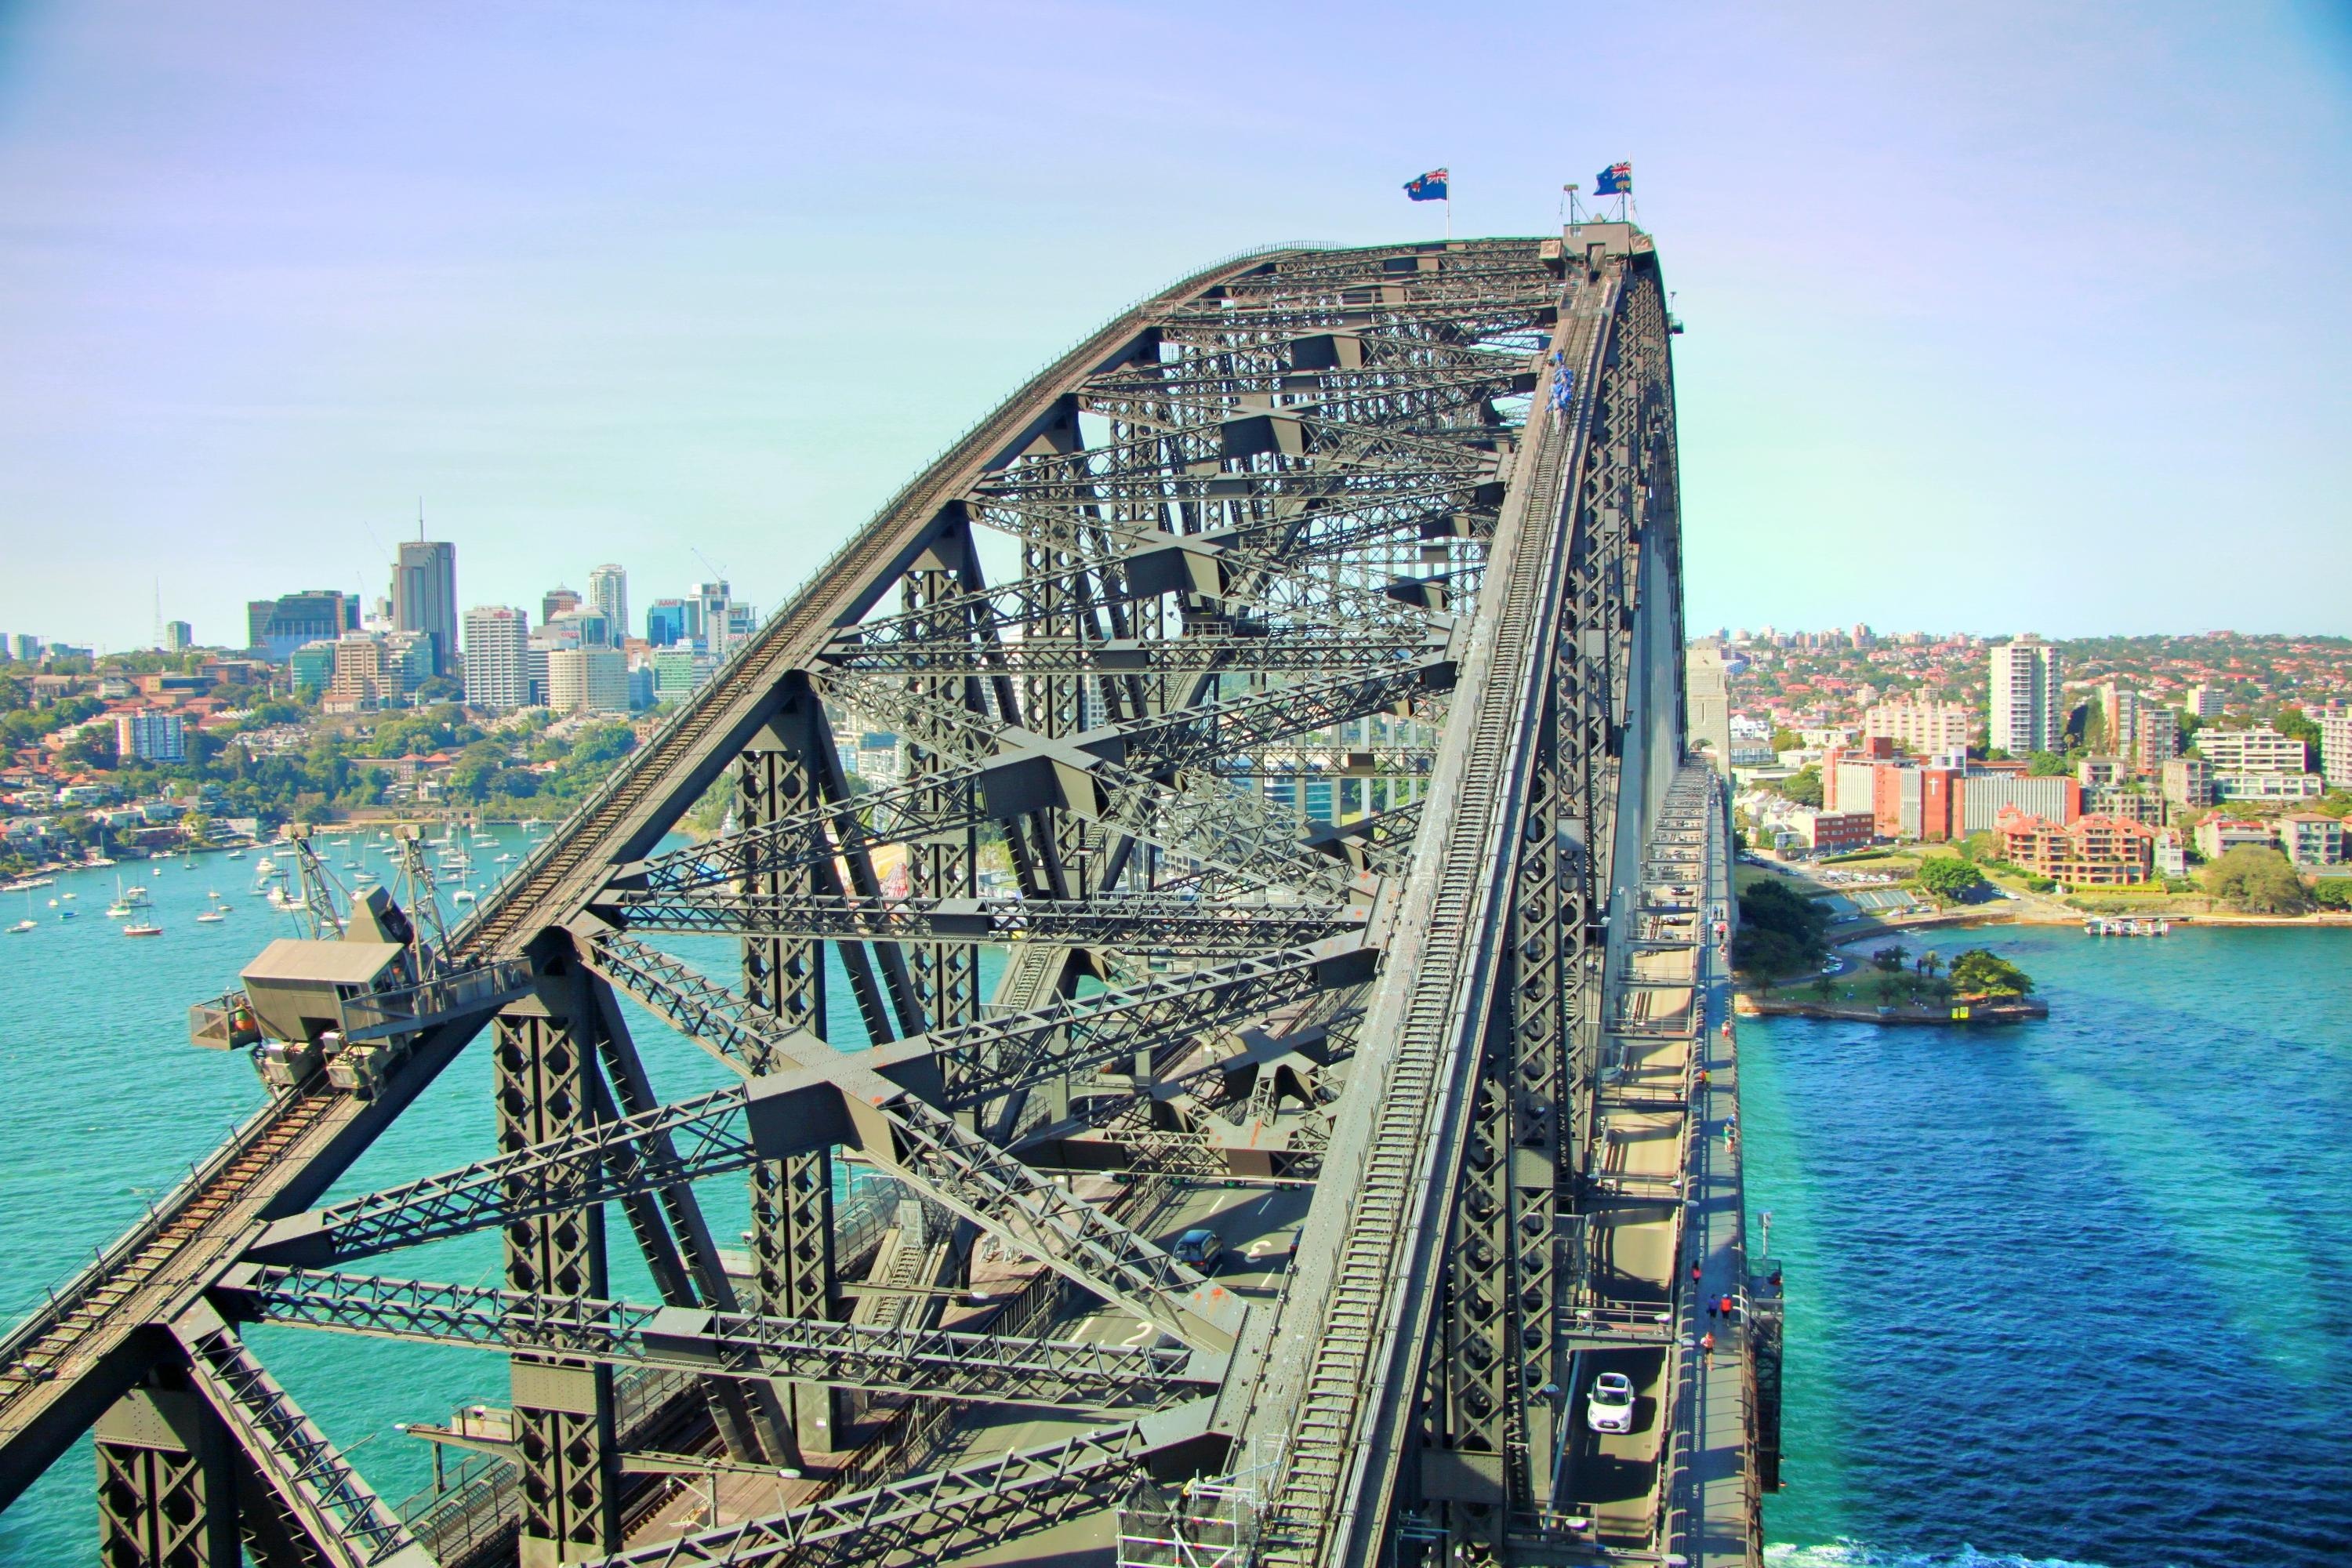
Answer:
(2, 1, 2347, 652)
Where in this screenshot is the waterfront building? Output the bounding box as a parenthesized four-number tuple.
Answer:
(2186, 684, 2224, 719)
(2153, 829, 2187, 879)
(2196, 724, 2308, 775)
(2212, 771, 2322, 802)
(645, 599, 691, 648)
(2276, 812, 2348, 869)
(2195, 818, 2276, 861)
(546, 647, 629, 715)
(1862, 694, 1973, 756)
(2161, 756, 2215, 808)
(114, 710, 186, 763)
(1989, 635, 2063, 756)
(1996, 808, 2155, 887)
(588, 564, 629, 642)
(391, 538, 458, 674)
(288, 640, 338, 696)
(463, 606, 532, 712)
(246, 590, 358, 662)
(163, 620, 193, 653)
(2319, 704, 2352, 791)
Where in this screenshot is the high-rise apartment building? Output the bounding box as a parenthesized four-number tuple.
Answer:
(114, 711, 186, 762)
(1988, 636, 2063, 756)
(2321, 705, 2352, 791)
(247, 590, 359, 662)
(289, 640, 338, 695)
(587, 564, 629, 642)
(463, 606, 532, 712)
(391, 539, 458, 675)
(163, 620, 193, 653)
(7, 634, 38, 662)
(2186, 684, 2224, 720)
(546, 647, 629, 715)
(1863, 695, 1973, 757)
(543, 586, 583, 624)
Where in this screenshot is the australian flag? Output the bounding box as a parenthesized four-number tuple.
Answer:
(1404, 168, 1450, 202)
(1595, 161, 1632, 196)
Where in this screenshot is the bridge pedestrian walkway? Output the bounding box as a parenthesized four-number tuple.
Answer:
(1668, 773, 1762, 1568)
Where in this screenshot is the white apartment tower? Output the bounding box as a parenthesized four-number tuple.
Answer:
(547, 646, 630, 715)
(1989, 636, 2063, 756)
(587, 564, 629, 643)
(463, 605, 532, 712)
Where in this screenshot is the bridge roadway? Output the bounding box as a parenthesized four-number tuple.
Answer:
(0, 225, 1765, 1567)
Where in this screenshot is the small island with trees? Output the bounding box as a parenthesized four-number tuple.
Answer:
(1730, 878, 2046, 1025)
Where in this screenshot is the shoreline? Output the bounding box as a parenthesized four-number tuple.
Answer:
(1736, 994, 2047, 1025)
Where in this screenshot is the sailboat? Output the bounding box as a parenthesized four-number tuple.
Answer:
(9, 889, 34, 935)
(197, 890, 228, 924)
(121, 920, 163, 938)
(104, 875, 136, 919)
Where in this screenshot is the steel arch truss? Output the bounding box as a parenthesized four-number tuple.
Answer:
(0, 230, 1700, 1568)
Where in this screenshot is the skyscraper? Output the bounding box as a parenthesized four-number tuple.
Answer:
(1989, 636, 2063, 757)
(392, 538, 458, 675)
(693, 580, 732, 660)
(587, 564, 629, 643)
(543, 586, 582, 624)
(463, 606, 532, 712)
(163, 620, 193, 652)
(645, 598, 690, 648)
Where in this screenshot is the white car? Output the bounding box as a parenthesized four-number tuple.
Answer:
(1586, 1371, 1636, 1434)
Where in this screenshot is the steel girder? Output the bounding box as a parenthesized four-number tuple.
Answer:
(213, 1269, 1211, 1417)
(607, 891, 1367, 956)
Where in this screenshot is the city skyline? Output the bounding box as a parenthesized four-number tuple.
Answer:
(2, 2, 2347, 651)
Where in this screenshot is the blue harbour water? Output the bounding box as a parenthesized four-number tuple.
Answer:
(2, 848, 2347, 1564)
(1748, 924, 2352, 1568)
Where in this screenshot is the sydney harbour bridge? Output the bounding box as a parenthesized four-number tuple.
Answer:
(0, 223, 1778, 1567)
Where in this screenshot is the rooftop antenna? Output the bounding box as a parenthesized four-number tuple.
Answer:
(418, 498, 425, 543)
(153, 579, 163, 652)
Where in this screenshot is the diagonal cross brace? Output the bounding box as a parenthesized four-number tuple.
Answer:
(212, 1267, 1215, 1417)
(583, 1402, 1218, 1568)
(170, 1300, 428, 1568)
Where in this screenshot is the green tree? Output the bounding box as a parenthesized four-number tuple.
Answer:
(2201, 845, 2310, 914)
(1948, 948, 2033, 997)
(1777, 766, 1823, 808)
(2311, 878, 2352, 911)
(2027, 750, 2073, 777)
(1915, 857, 1987, 902)
(1733, 879, 1830, 979)
(2274, 706, 2321, 765)
(1769, 727, 1802, 754)
(1918, 950, 1944, 979)
(1871, 944, 1907, 972)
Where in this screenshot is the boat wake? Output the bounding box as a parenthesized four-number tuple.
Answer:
(1769, 1544, 2141, 1568)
